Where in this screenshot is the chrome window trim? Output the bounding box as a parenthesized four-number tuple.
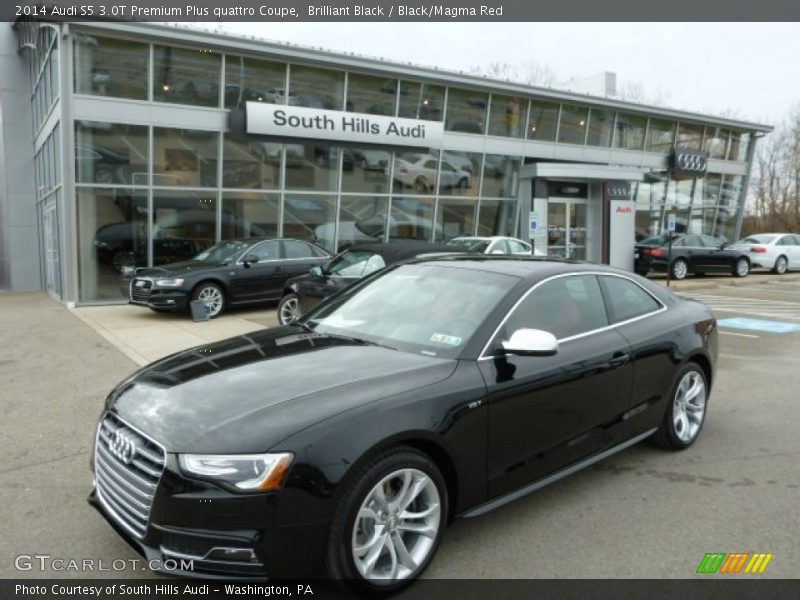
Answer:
(478, 271, 667, 361)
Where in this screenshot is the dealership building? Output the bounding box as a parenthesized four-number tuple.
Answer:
(0, 20, 772, 305)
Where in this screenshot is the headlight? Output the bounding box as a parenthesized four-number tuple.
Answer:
(179, 453, 293, 492)
(154, 278, 185, 288)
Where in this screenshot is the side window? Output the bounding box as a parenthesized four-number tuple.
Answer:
(682, 235, 703, 247)
(508, 240, 530, 254)
(248, 241, 280, 261)
(600, 276, 662, 323)
(328, 251, 378, 277)
(700, 235, 721, 247)
(283, 240, 314, 259)
(492, 239, 511, 254)
(792, 236, 800, 246)
(502, 275, 608, 341)
(362, 254, 387, 275)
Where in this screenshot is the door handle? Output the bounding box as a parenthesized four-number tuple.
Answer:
(607, 353, 630, 369)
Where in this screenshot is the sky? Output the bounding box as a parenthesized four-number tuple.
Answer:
(213, 22, 800, 127)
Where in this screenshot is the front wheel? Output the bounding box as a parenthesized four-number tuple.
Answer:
(733, 257, 750, 278)
(671, 258, 689, 280)
(650, 363, 708, 450)
(191, 282, 225, 318)
(278, 293, 301, 325)
(326, 448, 447, 595)
(773, 255, 788, 274)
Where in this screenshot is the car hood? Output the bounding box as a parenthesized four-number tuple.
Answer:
(108, 326, 457, 453)
(134, 260, 226, 277)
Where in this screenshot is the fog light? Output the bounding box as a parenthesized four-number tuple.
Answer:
(206, 547, 258, 562)
(166, 299, 175, 305)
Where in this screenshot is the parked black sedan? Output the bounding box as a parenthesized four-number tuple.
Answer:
(635, 233, 751, 279)
(90, 257, 717, 593)
(128, 238, 330, 317)
(277, 240, 460, 325)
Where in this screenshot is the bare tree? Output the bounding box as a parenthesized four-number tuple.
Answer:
(744, 105, 800, 235)
(468, 61, 557, 88)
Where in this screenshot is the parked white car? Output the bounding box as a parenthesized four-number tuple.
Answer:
(731, 233, 800, 274)
(447, 236, 546, 256)
(393, 153, 470, 193)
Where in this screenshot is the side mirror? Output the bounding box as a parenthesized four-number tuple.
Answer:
(501, 328, 558, 357)
(310, 265, 324, 277)
(242, 255, 259, 267)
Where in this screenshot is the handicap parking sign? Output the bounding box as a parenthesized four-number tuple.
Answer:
(718, 317, 800, 334)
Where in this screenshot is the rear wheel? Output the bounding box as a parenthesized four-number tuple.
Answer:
(326, 448, 447, 595)
(733, 257, 750, 278)
(651, 362, 708, 450)
(773, 255, 788, 274)
(671, 258, 689, 280)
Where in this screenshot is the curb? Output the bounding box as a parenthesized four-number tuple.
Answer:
(650, 272, 800, 292)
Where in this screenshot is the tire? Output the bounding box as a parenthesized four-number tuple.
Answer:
(326, 447, 447, 595)
(111, 250, 130, 273)
(650, 362, 709, 450)
(413, 178, 429, 195)
(733, 257, 750, 278)
(190, 282, 225, 318)
(773, 255, 788, 275)
(458, 177, 469, 189)
(671, 258, 689, 280)
(278, 293, 302, 325)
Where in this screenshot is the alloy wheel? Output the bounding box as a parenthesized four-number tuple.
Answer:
(776, 256, 788, 274)
(672, 259, 688, 280)
(672, 370, 706, 443)
(197, 286, 223, 317)
(279, 296, 301, 325)
(736, 258, 750, 277)
(351, 468, 441, 584)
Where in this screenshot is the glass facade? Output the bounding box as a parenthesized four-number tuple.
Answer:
(445, 87, 488, 134)
(53, 28, 763, 304)
(153, 45, 222, 107)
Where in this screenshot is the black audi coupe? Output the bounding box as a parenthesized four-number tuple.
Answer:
(89, 257, 717, 593)
(127, 238, 330, 318)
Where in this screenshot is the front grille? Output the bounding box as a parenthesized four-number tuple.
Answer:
(130, 279, 152, 303)
(94, 413, 166, 539)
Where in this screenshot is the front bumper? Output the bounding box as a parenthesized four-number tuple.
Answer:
(129, 281, 192, 311)
(89, 441, 328, 579)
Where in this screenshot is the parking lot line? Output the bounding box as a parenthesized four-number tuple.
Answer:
(719, 331, 759, 338)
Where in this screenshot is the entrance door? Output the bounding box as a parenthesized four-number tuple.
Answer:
(42, 201, 62, 298)
(547, 200, 588, 260)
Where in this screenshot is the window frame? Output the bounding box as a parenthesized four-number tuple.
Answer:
(479, 272, 666, 360)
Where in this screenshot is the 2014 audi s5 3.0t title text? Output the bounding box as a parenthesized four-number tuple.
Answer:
(89, 256, 717, 594)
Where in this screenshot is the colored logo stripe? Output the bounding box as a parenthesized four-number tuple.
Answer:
(697, 553, 726, 574)
(697, 552, 773, 574)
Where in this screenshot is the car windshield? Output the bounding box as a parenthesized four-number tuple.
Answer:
(327, 250, 386, 277)
(193, 240, 250, 263)
(736, 235, 776, 244)
(305, 264, 518, 358)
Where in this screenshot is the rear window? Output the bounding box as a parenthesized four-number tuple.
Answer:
(640, 234, 670, 246)
(600, 276, 662, 323)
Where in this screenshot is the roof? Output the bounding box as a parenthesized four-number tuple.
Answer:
(346, 240, 464, 264)
(407, 254, 637, 279)
(63, 21, 773, 133)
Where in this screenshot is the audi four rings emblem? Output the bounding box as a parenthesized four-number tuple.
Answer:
(607, 185, 629, 197)
(676, 153, 707, 172)
(107, 429, 137, 464)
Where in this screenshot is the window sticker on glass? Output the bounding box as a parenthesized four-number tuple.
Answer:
(430, 333, 463, 346)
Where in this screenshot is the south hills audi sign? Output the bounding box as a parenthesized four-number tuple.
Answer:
(671, 148, 709, 179)
(241, 102, 444, 147)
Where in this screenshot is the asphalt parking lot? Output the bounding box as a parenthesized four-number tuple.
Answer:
(1, 274, 798, 579)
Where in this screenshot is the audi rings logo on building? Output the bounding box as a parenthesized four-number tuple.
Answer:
(107, 429, 137, 464)
(604, 181, 631, 201)
(671, 148, 709, 177)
